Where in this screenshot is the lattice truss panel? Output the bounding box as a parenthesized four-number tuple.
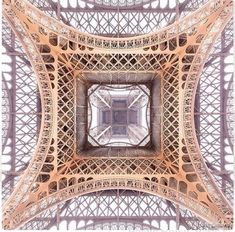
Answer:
(1, 0, 233, 230)
(197, 20, 234, 202)
(21, 190, 214, 230)
(27, 0, 209, 36)
(2, 18, 39, 201)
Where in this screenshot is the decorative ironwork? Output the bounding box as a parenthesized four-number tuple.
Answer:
(2, 0, 233, 230)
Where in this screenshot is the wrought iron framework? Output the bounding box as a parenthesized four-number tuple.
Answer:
(1, 0, 233, 230)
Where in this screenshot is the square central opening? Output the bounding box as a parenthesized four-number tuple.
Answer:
(87, 84, 150, 147)
(76, 73, 161, 157)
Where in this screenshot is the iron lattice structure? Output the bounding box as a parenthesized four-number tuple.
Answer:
(1, 0, 234, 230)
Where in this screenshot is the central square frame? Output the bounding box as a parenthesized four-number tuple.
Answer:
(75, 72, 161, 157)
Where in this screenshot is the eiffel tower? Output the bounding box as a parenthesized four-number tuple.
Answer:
(2, 0, 233, 230)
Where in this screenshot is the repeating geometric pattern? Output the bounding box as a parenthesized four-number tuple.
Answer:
(20, 190, 214, 230)
(27, 0, 209, 36)
(2, 19, 39, 202)
(1, 0, 233, 230)
(197, 20, 234, 203)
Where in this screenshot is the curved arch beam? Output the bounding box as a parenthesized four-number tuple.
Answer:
(2, 76, 12, 150)
(224, 78, 234, 149)
(2, 0, 233, 229)
(2, 3, 55, 227)
(182, 0, 233, 223)
(83, 0, 154, 9)
(7, 178, 226, 229)
(4, 0, 229, 51)
(77, 218, 159, 230)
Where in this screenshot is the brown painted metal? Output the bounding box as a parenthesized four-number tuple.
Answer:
(2, 0, 233, 229)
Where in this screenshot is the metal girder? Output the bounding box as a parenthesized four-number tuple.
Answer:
(1, 0, 233, 230)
